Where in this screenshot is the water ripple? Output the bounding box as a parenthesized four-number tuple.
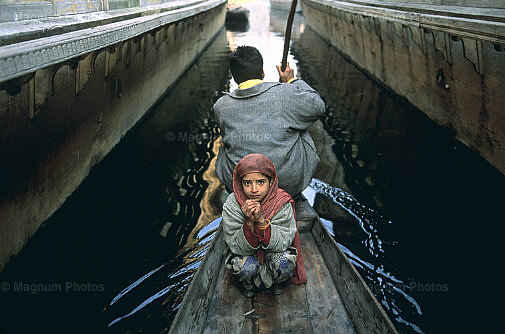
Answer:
(308, 178, 424, 333)
(310, 178, 387, 256)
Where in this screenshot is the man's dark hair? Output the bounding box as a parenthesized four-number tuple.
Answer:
(229, 46, 263, 84)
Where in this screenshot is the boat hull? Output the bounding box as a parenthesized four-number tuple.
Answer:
(169, 201, 398, 333)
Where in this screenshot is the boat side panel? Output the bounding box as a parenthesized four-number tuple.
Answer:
(300, 232, 356, 334)
(310, 220, 399, 334)
(169, 227, 225, 334)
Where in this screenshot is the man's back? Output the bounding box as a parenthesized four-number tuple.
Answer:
(213, 79, 325, 196)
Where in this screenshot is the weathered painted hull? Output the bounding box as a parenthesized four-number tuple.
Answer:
(0, 0, 227, 270)
(169, 201, 398, 333)
(301, 0, 505, 176)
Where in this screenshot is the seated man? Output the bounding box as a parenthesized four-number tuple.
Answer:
(213, 46, 325, 197)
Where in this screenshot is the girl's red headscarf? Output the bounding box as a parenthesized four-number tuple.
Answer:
(232, 153, 307, 284)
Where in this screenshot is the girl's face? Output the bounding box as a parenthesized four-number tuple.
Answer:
(241, 172, 272, 201)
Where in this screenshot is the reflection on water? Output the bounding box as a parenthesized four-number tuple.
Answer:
(310, 178, 388, 257)
(0, 28, 230, 334)
(103, 28, 229, 332)
(309, 178, 423, 333)
(294, 24, 505, 334)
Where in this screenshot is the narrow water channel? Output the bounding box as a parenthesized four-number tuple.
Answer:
(1, 1, 504, 334)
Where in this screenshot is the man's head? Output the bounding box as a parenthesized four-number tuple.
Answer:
(229, 46, 264, 84)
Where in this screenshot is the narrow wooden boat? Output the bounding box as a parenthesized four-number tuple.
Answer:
(225, 5, 250, 24)
(169, 199, 398, 333)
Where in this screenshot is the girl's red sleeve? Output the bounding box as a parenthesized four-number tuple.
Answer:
(242, 224, 271, 247)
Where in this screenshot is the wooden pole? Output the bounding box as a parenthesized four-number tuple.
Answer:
(281, 0, 298, 72)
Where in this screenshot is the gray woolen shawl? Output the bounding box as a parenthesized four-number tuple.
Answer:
(213, 80, 325, 196)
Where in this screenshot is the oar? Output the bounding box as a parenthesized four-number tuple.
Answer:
(280, 0, 298, 72)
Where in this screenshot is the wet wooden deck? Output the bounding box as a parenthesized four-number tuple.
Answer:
(203, 231, 356, 333)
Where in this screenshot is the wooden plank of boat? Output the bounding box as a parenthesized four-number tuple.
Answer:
(169, 200, 398, 333)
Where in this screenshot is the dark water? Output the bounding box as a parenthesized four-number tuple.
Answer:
(292, 22, 505, 334)
(0, 27, 230, 334)
(1, 2, 505, 334)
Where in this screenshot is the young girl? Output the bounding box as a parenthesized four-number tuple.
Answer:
(222, 153, 307, 297)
